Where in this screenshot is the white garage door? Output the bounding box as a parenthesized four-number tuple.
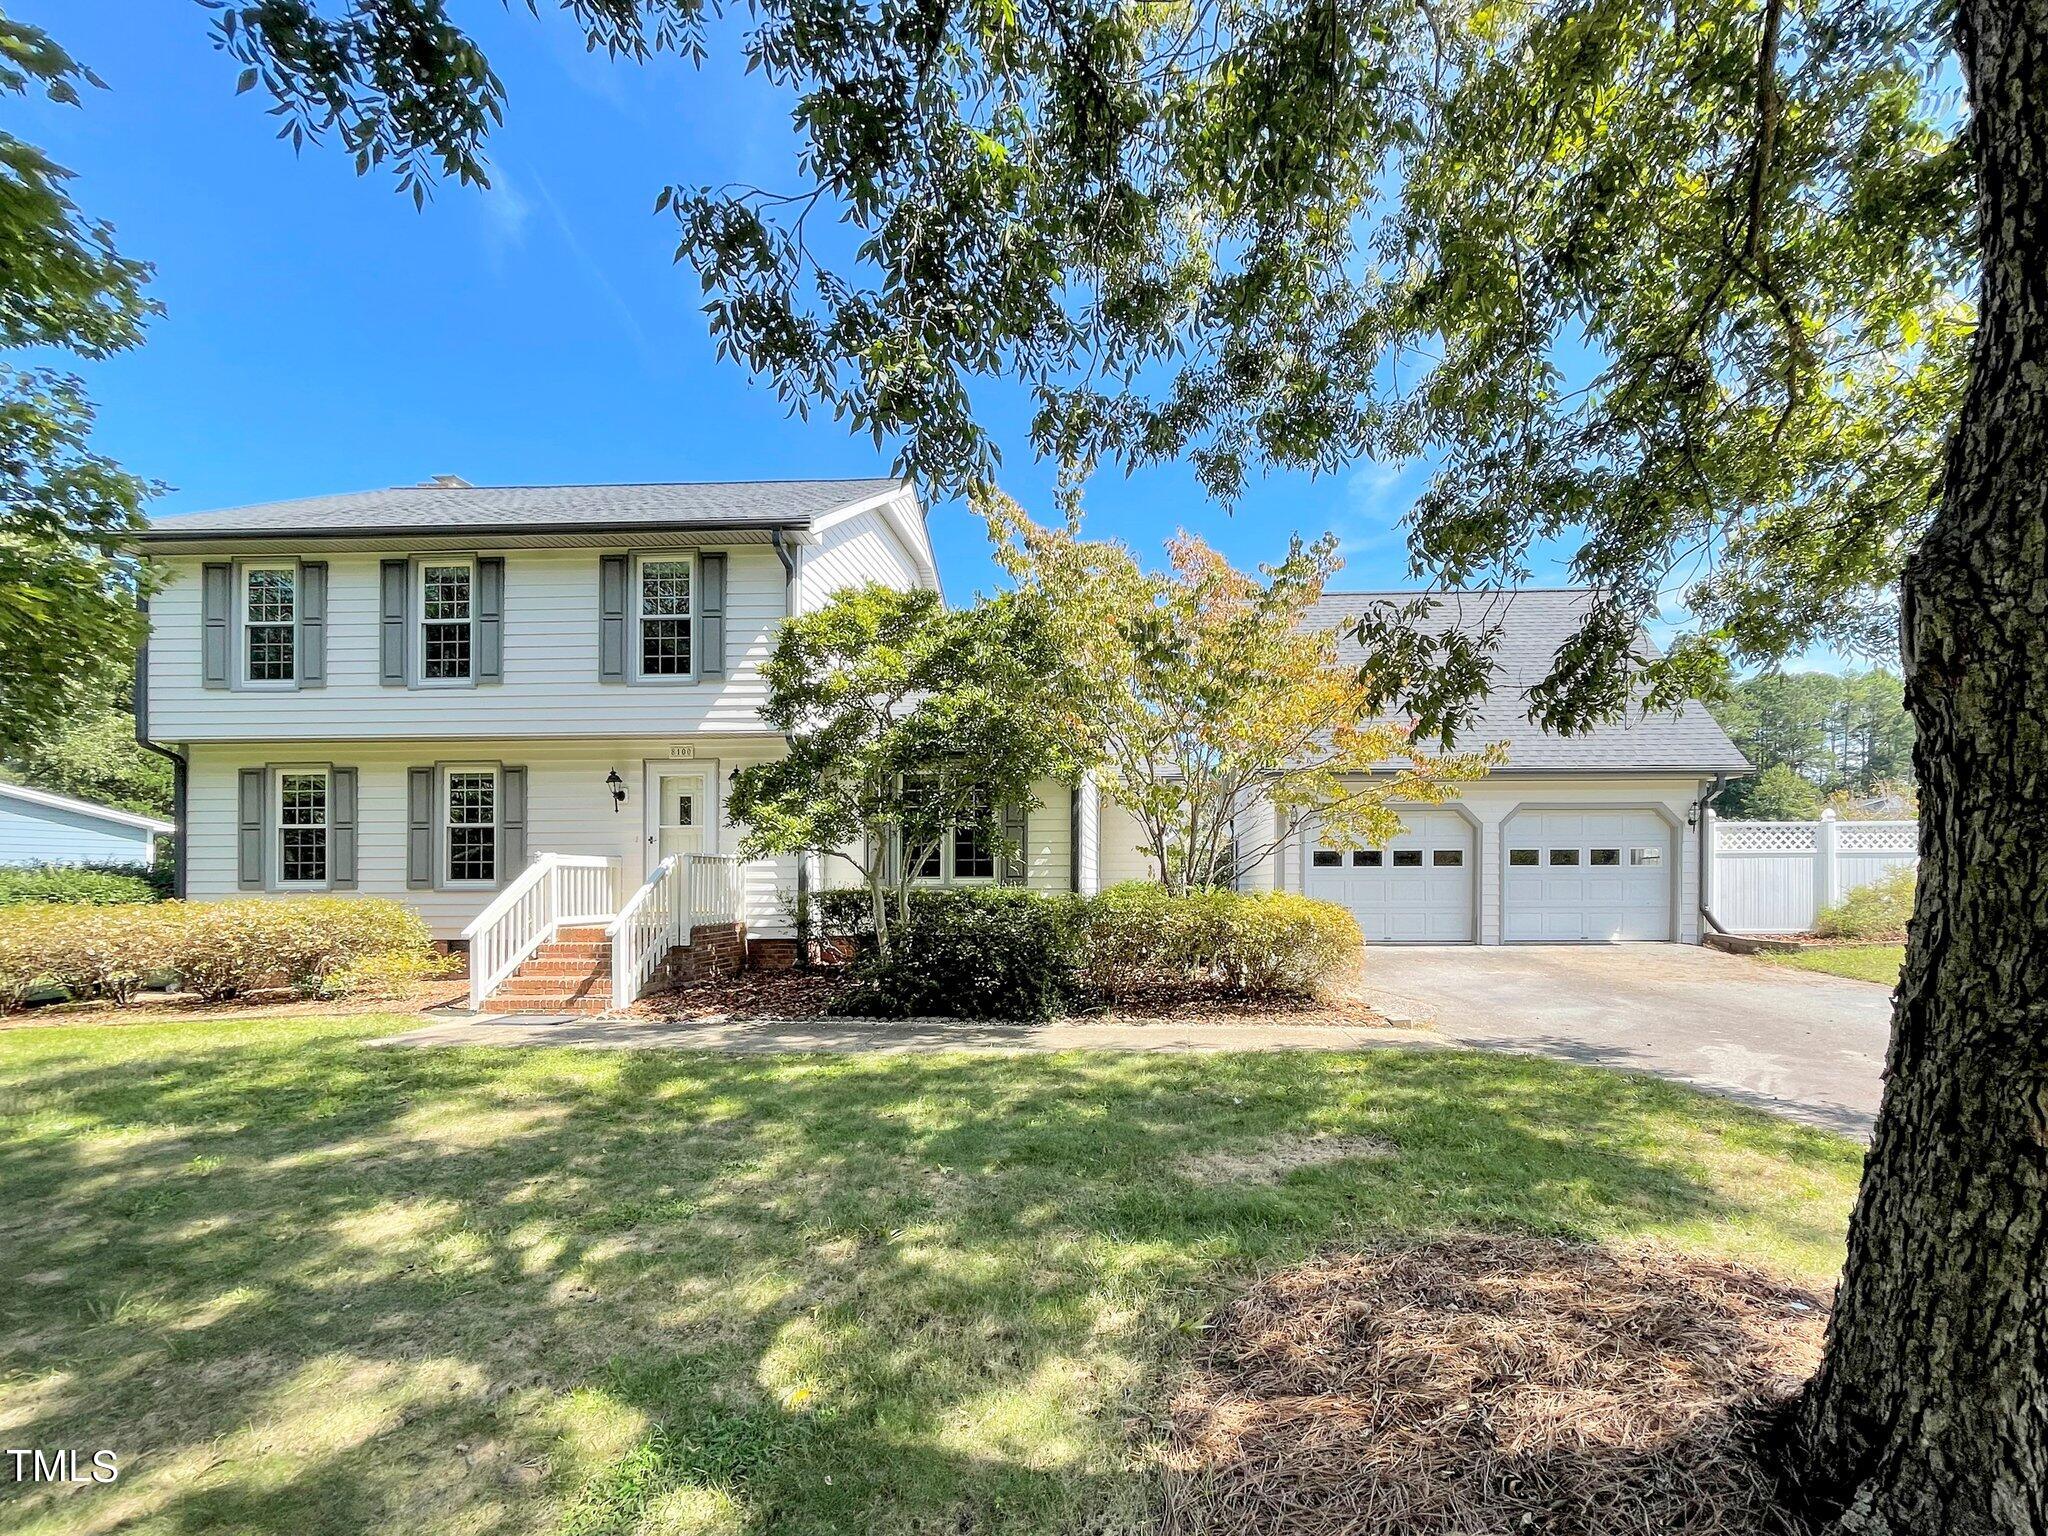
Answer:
(1304, 810, 1475, 942)
(1502, 809, 1674, 942)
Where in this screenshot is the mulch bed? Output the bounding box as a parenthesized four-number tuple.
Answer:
(632, 967, 1389, 1026)
(1163, 1235, 1827, 1536)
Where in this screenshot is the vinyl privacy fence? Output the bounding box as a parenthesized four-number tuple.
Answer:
(1707, 811, 1919, 935)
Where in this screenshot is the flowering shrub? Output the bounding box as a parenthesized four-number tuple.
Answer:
(0, 897, 438, 1007)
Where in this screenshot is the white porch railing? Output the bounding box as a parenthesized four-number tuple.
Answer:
(685, 852, 746, 934)
(460, 853, 621, 1012)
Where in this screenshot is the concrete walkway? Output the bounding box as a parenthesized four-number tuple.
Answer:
(379, 1014, 1434, 1054)
(1356, 944, 1891, 1137)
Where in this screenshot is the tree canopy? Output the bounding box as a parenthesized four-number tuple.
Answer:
(0, 18, 155, 754)
(208, 0, 1966, 740)
(1710, 670, 1915, 816)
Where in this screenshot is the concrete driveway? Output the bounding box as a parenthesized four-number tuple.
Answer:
(1358, 944, 1893, 1137)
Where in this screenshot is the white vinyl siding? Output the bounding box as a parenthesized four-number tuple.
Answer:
(795, 506, 922, 608)
(184, 737, 812, 938)
(148, 547, 794, 739)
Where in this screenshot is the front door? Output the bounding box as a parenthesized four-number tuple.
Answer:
(642, 762, 713, 877)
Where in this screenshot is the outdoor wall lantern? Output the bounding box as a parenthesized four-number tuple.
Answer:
(606, 769, 627, 812)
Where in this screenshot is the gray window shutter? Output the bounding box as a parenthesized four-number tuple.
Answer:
(1000, 802, 1029, 886)
(202, 563, 232, 688)
(599, 554, 628, 681)
(475, 557, 504, 683)
(237, 766, 266, 889)
(499, 766, 528, 882)
(298, 561, 327, 687)
(330, 767, 357, 889)
(406, 767, 434, 888)
(380, 559, 410, 686)
(698, 552, 727, 677)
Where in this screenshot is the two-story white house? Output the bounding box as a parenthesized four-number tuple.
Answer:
(135, 476, 1746, 1014)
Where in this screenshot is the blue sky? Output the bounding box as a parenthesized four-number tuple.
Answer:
(23, 2, 1756, 637)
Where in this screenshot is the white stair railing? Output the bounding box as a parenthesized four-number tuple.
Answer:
(461, 852, 621, 1012)
(608, 855, 684, 1012)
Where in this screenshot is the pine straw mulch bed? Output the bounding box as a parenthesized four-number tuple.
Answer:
(631, 967, 1389, 1026)
(1163, 1235, 1828, 1536)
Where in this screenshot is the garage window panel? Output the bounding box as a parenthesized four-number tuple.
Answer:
(1509, 848, 1539, 866)
(1312, 849, 1342, 868)
(1590, 848, 1620, 867)
(1548, 848, 1581, 865)
(1352, 850, 1381, 867)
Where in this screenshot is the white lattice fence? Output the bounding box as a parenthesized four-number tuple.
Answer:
(1708, 812, 1917, 934)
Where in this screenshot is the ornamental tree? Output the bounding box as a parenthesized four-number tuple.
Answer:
(208, 0, 2046, 1522)
(728, 584, 1077, 958)
(987, 494, 1496, 893)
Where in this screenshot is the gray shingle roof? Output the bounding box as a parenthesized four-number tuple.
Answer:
(1305, 589, 1749, 773)
(138, 477, 907, 541)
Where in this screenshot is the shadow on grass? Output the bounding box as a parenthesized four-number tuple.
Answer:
(0, 1019, 1861, 1536)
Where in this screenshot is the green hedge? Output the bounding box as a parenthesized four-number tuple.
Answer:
(811, 882, 1362, 1019)
(0, 897, 439, 1009)
(1815, 866, 1916, 941)
(0, 862, 171, 906)
(1081, 882, 1363, 999)
(818, 887, 1087, 1021)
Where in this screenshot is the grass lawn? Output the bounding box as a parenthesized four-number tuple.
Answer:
(1764, 944, 1905, 985)
(0, 1017, 1864, 1536)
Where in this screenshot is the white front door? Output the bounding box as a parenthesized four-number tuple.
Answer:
(1501, 808, 1674, 941)
(1302, 809, 1476, 943)
(642, 762, 714, 877)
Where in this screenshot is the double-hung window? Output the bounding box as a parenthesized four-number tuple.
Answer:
(904, 782, 997, 884)
(420, 561, 474, 683)
(275, 769, 329, 887)
(244, 564, 296, 684)
(636, 556, 693, 678)
(445, 768, 498, 886)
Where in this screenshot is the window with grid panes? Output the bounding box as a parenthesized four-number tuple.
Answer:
(637, 558, 692, 677)
(951, 790, 996, 880)
(420, 563, 473, 681)
(276, 770, 327, 885)
(244, 566, 296, 682)
(446, 770, 497, 884)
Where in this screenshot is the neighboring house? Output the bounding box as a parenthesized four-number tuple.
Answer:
(133, 480, 1747, 1011)
(1095, 590, 1750, 945)
(0, 782, 174, 868)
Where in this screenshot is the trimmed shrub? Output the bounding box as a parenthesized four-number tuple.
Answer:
(317, 946, 465, 1000)
(0, 862, 168, 906)
(1815, 866, 1916, 941)
(1083, 882, 1363, 999)
(823, 887, 1088, 1021)
(0, 896, 438, 1008)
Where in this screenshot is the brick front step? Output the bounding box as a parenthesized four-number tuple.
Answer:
(515, 956, 611, 977)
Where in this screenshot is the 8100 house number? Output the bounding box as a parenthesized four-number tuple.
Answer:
(6, 1449, 119, 1485)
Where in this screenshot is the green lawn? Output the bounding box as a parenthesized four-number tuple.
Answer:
(1765, 944, 1905, 985)
(0, 1017, 1864, 1536)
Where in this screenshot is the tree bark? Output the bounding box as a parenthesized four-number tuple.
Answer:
(1790, 0, 2048, 1528)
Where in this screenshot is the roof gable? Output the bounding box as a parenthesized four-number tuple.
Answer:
(1303, 589, 1749, 773)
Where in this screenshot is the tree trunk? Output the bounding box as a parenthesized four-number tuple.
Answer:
(1790, 0, 2048, 1528)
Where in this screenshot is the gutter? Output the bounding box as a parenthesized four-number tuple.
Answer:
(134, 516, 815, 546)
(1695, 772, 1731, 936)
(132, 593, 189, 899)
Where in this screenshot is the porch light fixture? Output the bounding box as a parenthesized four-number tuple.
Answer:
(606, 769, 626, 812)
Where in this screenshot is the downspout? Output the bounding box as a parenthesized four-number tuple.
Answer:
(1695, 773, 1731, 936)
(771, 528, 804, 962)
(132, 594, 189, 898)
(771, 527, 796, 609)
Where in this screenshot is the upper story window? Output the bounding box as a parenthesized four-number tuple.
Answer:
(445, 768, 498, 886)
(275, 768, 328, 887)
(420, 560, 474, 683)
(244, 564, 296, 684)
(636, 556, 693, 678)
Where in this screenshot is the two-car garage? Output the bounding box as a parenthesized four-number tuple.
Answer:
(1298, 802, 1680, 944)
